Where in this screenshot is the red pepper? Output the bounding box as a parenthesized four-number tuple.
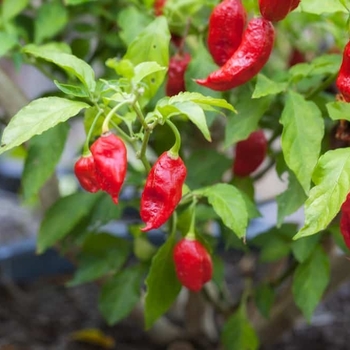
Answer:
(259, 0, 300, 22)
(340, 193, 350, 250)
(173, 238, 213, 292)
(74, 154, 101, 193)
(166, 53, 191, 96)
(233, 130, 267, 177)
(90, 132, 127, 204)
(154, 0, 166, 16)
(196, 17, 275, 91)
(140, 151, 187, 232)
(337, 40, 350, 102)
(207, 0, 246, 66)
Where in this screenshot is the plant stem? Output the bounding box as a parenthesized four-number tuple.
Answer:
(83, 109, 103, 155)
(102, 99, 131, 133)
(166, 119, 181, 156)
(305, 72, 337, 100)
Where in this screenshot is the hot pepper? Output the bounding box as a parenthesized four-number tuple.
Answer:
(259, 0, 300, 22)
(153, 0, 166, 16)
(74, 154, 101, 193)
(90, 132, 127, 204)
(196, 17, 275, 91)
(166, 52, 192, 96)
(336, 40, 350, 102)
(207, 0, 246, 66)
(340, 193, 350, 250)
(233, 130, 267, 177)
(140, 151, 187, 231)
(173, 238, 213, 292)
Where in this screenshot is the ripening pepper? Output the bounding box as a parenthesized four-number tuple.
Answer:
(173, 238, 213, 292)
(166, 52, 191, 96)
(340, 193, 350, 250)
(140, 151, 187, 232)
(90, 132, 127, 204)
(154, 0, 166, 16)
(259, 0, 300, 22)
(196, 17, 275, 91)
(74, 154, 101, 193)
(336, 40, 350, 102)
(207, 0, 247, 66)
(233, 130, 267, 177)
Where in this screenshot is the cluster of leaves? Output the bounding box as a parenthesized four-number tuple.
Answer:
(1, 0, 350, 349)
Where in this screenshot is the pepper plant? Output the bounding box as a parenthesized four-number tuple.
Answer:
(1, 0, 350, 349)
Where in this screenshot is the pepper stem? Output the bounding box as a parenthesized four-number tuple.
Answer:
(185, 200, 197, 240)
(83, 109, 103, 156)
(102, 100, 130, 134)
(166, 119, 181, 157)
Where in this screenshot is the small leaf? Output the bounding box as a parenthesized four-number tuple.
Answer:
(133, 61, 166, 84)
(37, 192, 100, 253)
(2, 0, 29, 21)
(144, 232, 181, 329)
(291, 234, 321, 263)
(292, 246, 330, 322)
(22, 123, 69, 201)
(23, 44, 96, 91)
(70, 328, 114, 349)
(295, 148, 350, 239)
(197, 184, 248, 239)
(300, 0, 346, 14)
(0, 97, 89, 155)
(327, 101, 350, 121)
(99, 265, 145, 325)
(0, 32, 18, 57)
(280, 91, 324, 193)
(255, 284, 275, 319)
(252, 74, 287, 98)
(54, 81, 89, 98)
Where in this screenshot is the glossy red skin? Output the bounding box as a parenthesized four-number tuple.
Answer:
(196, 17, 275, 91)
(166, 53, 191, 96)
(233, 130, 267, 177)
(74, 154, 101, 193)
(208, 0, 246, 66)
(336, 41, 350, 102)
(90, 133, 127, 204)
(173, 238, 213, 292)
(340, 193, 350, 250)
(140, 152, 187, 232)
(259, 0, 300, 22)
(154, 0, 166, 16)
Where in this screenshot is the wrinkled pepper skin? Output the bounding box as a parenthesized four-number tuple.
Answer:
(74, 154, 101, 193)
(173, 238, 213, 292)
(233, 130, 267, 177)
(166, 53, 191, 96)
(140, 151, 187, 232)
(336, 41, 350, 102)
(154, 0, 166, 16)
(340, 193, 350, 250)
(90, 132, 127, 204)
(208, 0, 246, 66)
(259, 0, 300, 22)
(196, 17, 275, 91)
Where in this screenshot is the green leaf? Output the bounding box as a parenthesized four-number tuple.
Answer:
(23, 44, 96, 91)
(0, 32, 17, 57)
(34, 1, 68, 44)
(225, 93, 271, 148)
(295, 148, 350, 239)
(255, 284, 275, 319)
(327, 101, 350, 121)
(300, 0, 346, 14)
(99, 265, 145, 325)
(133, 61, 166, 84)
(280, 91, 324, 194)
(64, 0, 97, 4)
(144, 232, 181, 329)
(276, 171, 307, 227)
(292, 246, 330, 322)
(260, 236, 291, 263)
(252, 74, 287, 99)
(2, 0, 29, 21)
(0, 97, 89, 155)
(222, 303, 259, 350)
(198, 184, 248, 239)
(54, 81, 89, 98)
(291, 234, 321, 263)
(37, 192, 100, 253)
(68, 234, 131, 286)
(22, 123, 69, 201)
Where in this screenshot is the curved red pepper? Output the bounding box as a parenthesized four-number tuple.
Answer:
(233, 130, 267, 177)
(74, 154, 101, 193)
(336, 41, 350, 102)
(166, 53, 191, 96)
(173, 238, 213, 292)
(154, 0, 166, 16)
(196, 17, 275, 91)
(259, 0, 300, 22)
(140, 151, 187, 232)
(340, 193, 350, 250)
(90, 132, 127, 204)
(207, 0, 246, 66)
